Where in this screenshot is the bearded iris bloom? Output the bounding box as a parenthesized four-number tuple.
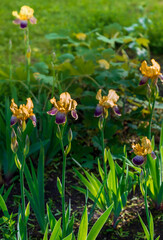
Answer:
(47, 92, 78, 124)
(10, 98, 36, 129)
(131, 137, 156, 166)
(12, 6, 37, 29)
(139, 59, 163, 85)
(94, 89, 121, 118)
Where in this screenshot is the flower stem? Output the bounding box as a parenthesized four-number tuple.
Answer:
(24, 27, 31, 89)
(99, 118, 110, 206)
(58, 125, 66, 238)
(20, 154, 27, 240)
(143, 168, 150, 229)
(148, 97, 155, 140)
(148, 86, 157, 139)
(100, 120, 107, 178)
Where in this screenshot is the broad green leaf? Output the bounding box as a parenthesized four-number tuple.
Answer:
(77, 206, 88, 240)
(87, 203, 113, 240)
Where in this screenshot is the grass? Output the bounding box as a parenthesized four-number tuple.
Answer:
(1, 0, 163, 67)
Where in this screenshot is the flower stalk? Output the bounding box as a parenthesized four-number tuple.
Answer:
(57, 124, 66, 238)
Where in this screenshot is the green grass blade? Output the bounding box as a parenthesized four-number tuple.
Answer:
(43, 224, 49, 240)
(50, 218, 62, 240)
(0, 194, 10, 218)
(63, 233, 72, 240)
(138, 214, 150, 240)
(149, 212, 154, 240)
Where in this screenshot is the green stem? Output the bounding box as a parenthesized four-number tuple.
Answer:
(148, 98, 155, 140)
(143, 168, 150, 229)
(20, 154, 27, 240)
(58, 125, 66, 238)
(99, 118, 110, 206)
(148, 87, 156, 139)
(100, 121, 107, 178)
(9, 40, 12, 83)
(24, 27, 31, 88)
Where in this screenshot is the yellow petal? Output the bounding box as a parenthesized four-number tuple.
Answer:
(26, 98, 34, 112)
(107, 90, 119, 103)
(12, 11, 20, 18)
(96, 89, 102, 101)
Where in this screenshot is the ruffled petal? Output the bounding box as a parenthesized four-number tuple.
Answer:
(13, 19, 21, 25)
(10, 116, 18, 126)
(94, 105, 103, 117)
(47, 107, 58, 115)
(139, 76, 148, 85)
(20, 20, 28, 28)
(71, 110, 78, 120)
(30, 17, 37, 24)
(150, 151, 157, 160)
(55, 112, 66, 124)
(96, 89, 102, 101)
(132, 155, 145, 166)
(113, 106, 121, 116)
(29, 114, 37, 127)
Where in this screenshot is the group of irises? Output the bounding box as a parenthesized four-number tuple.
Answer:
(10, 57, 162, 165)
(8, 5, 163, 240)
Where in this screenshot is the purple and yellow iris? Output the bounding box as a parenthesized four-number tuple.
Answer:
(139, 59, 163, 85)
(94, 89, 121, 118)
(10, 98, 36, 129)
(47, 92, 78, 124)
(12, 6, 37, 29)
(131, 137, 156, 166)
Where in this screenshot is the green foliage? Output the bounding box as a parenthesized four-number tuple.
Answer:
(24, 146, 46, 233)
(73, 149, 135, 227)
(138, 212, 160, 240)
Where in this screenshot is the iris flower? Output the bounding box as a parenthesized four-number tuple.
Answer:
(10, 98, 36, 129)
(98, 59, 110, 70)
(94, 89, 121, 118)
(47, 92, 78, 124)
(131, 137, 156, 166)
(139, 59, 163, 85)
(12, 6, 37, 29)
(75, 33, 87, 41)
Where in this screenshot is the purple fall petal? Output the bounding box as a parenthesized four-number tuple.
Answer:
(20, 20, 28, 29)
(139, 76, 148, 85)
(29, 115, 37, 127)
(55, 112, 66, 124)
(71, 110, 78, 120)
(151, 151, 157, 160)
(94, 105, 103, 117)
(47, 107, 58, 116)
(13, 19, 21, 25)
(10, 116, 18, 126)
(132, 155, 145, 166)
(113, 106, 121, 116)
(30, 17, 37, 24)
